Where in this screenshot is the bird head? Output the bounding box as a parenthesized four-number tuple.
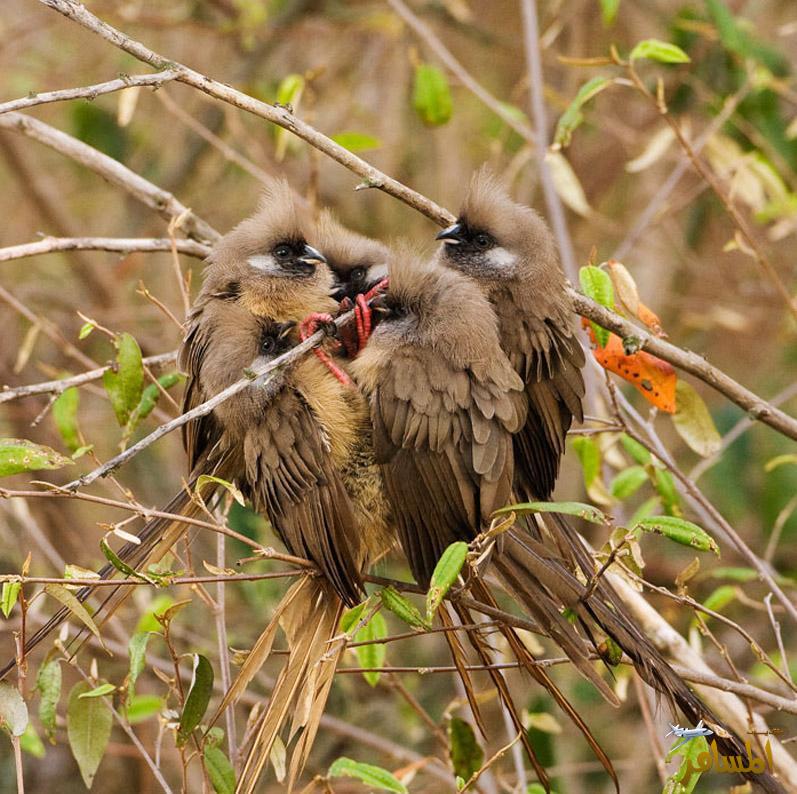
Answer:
(314, 210, 391, 302)
(201, 178, 335, 318)
(436, 168, 559, 284)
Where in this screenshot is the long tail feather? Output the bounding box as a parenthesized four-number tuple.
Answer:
(237, 577, 344, 794)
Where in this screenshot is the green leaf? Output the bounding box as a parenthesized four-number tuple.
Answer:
(78, 682, 115, 700)
(672, 382, 721, 458)
(331, 131, 382, 152)
(496, 500, 610, 524)
(339, 598, 371, 634)
(448, 717, 484, 783)
(44, 583, 104, 647)
(701, 584, 736, 616)
(653, 468, 681, 515)
(663, 735, 708, 793)
(379, 587, 428, 629)
(102, 332, 144, 426)
(554, 76, 612, 148)
(705, 0, 788, 75)
(328, 757, 408, 793)
(0, 438, 73, 478)
(204, 744, 236, 794)
(178, 654, 214, 745)
(127, 632, 149, 703)
(599, 0, 619, 25)
(629, 39, 691, 64)
(78, 322, 95, 340)
(634, 516, 719, 555)
(597, 636, 623, 666)
(126, 694, 164, 724)
(196, 475, 245, 506)
(1, 582, 21, 618)
(20, 722, 45, 758)
(52, 387, 81, 452)
(0, 682, 28, 736)
(276, 73, 304, 107)
(413, 63, 453, 126)
(621, 434, 651, 465)
(571, 436, 601, 488)
(135, 594, 175, 634)
(100, 537, 157, 584)
(123, 372, 184, 441)
(36, 655, 61, 741)
(578, 266, 614, 347)
(67, 681, 112, 788)
(610, 466, 648, 500)
(355, 611, 387, 687)
(765, 454, 797, 472)
(426, 541, 468, 624)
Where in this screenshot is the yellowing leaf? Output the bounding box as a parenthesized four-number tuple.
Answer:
(606, 260, 640, 316)
(545, 151, 590, 216)
(0, 682, 28, 736)
(196, 475, 245, 506)
(672, 381, 721, 457)
(44, 583, 105, 649)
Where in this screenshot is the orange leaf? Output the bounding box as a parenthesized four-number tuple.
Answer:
(636, 301, 665, 337)
(582, 323, 677, 413)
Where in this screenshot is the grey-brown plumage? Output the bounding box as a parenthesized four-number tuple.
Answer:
(354, 249, 785, 794)
(314, 209, 390, 302)
(436, 169, 585, 502)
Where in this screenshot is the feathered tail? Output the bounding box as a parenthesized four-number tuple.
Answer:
(234, 576, 345, 794)
(494, 526, 786, 794)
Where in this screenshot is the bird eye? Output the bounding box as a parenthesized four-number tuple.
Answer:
(261, 336, 276, 354)
(274, 244, 292, 259)
(350, 267, 366, 283)
(474, 233, 492, 250)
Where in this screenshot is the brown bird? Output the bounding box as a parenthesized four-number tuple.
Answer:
(435, 169, 584, 505)
(352, 249, 785, 793)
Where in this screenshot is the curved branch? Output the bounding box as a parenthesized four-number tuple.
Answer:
(0, 112, 219, 244)
(0, 237, 209, 263)
(570, 291, 797, 442)
(0, 70, 179, 115)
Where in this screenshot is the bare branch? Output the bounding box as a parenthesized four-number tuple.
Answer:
(0, 112, 219, 244)
(0, 236, 209, 263)
(1, 351, 177, 403)
(571, 291, 797, 442)
(0, 70, 179, 115)
(38, 0, 453, 227)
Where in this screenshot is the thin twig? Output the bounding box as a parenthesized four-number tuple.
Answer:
(0, 236, 209, 263)
(0, 112, 219, 244)
(0, 70, 179, 115)
(519, 0, 577, 282)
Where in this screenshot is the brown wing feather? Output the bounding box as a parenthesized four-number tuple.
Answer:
(244, 389, 364, 606)
(371, 348, 525, 586)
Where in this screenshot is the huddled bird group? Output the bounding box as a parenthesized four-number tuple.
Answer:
(12, 172, 785, 793)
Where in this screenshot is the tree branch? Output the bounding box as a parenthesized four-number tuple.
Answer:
(0, 236, 209, 263)
(0, 112, 219, 244)
(0, 70, 179, 115)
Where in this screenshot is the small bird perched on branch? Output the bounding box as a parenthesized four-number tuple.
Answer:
(352, 245, 785, 793)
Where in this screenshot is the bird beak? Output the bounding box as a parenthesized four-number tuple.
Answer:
(277, 320, 297, 339)
(435, 223, 465, 245)
(298, 244, 327, 266)
(371, 295, 390, 316)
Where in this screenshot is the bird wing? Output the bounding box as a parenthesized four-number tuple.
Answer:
(504, 312, 586, 500)
(244, 387, 365, 606)
(370, 346, 526, 586)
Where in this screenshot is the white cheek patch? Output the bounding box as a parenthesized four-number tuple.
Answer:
(485, 246, 516, 269)
(247, 254, 279, 274)
(367, 263, 388, 283)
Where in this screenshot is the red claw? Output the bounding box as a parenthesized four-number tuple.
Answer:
(299, 312, 353, 387)
(354, 277, 390, 352)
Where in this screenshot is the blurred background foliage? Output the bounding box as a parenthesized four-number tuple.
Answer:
(0, 0, 796, 792)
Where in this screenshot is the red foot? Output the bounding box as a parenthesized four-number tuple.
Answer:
(299, 312, 353, 387)
(336, 298, 360, 358)
(354, 277, 390, 351)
